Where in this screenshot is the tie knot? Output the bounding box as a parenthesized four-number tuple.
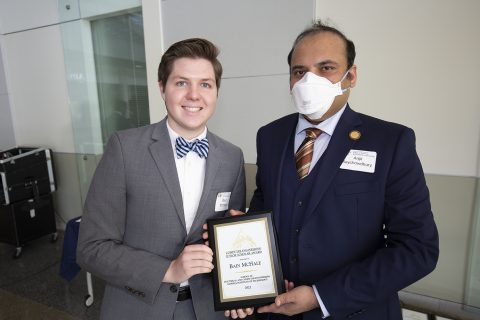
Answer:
(305, 128, 322, 140)
(175, 136, 209, 159)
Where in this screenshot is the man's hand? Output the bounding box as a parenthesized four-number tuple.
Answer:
(222, 280, 294, 318)
(202, 209, 246, 246)
(284, 279, 295, 292)
(224, 308, 254, 319)
(162, 245, 213, 284)
(257, 285, 320, 316)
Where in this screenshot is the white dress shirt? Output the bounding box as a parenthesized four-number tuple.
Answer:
(166, 119, 207, 288)
(293, 104, 347, 318)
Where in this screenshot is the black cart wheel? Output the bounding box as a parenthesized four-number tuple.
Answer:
(13, 248, 22, 259)
(51, 232, 58, 243)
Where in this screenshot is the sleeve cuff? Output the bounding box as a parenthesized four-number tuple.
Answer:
(312, 285, 330, 318)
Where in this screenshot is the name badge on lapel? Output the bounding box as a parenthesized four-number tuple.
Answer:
(215, 192, 231, 211)
(340, 150, 376, 173)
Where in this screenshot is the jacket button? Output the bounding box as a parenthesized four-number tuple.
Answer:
(293, 229, 299, 235)
(291, 257, 297, 263)
(134, 291, 140, 296)
(140, 292, 145, 298)
(125, 286, 130, 290)
(170, 285, 177, 293)
(296, 201, 302, 207)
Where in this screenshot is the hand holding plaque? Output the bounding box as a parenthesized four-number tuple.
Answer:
(203, 210, 255, 318)
(207, 211, 285, 311)
(257, 285, 320, 316)
(162, 244, 214, 284)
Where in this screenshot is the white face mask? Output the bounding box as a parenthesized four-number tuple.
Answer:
(291, 70, 350, 120)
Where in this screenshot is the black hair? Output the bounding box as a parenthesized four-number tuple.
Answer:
(287, 20, 356, 71)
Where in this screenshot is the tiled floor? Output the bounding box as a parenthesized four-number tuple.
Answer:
(0, 233, 105, 320)
(0, 290, 78, 320)
(0, 233, 255, 320)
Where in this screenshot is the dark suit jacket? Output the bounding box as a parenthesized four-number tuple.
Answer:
(250, 105, 439, 320)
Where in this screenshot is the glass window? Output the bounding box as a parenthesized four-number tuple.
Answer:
(59, 6, 149, 204)
(91, 11, 150, 144)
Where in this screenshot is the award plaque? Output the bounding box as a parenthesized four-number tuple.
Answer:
(207, 211, 285, 311)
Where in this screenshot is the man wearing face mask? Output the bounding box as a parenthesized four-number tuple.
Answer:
(248, 20, 439, 320)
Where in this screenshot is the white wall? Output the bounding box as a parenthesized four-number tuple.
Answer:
(316, 0, 480, 178)
(0, 0, 60, 33)
(161, 0, 314, 79)
(0, 35, 16, 150)
(0, 0, 74, 153)
(160, 0, 315, 163)
(211, 74, 293, 162)
(3, 25, 75, 152)
(409, 175, 478, 303)
(142, 0, 165, 123)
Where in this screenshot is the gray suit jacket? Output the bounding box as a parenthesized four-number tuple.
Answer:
(77, 118, 246, 320)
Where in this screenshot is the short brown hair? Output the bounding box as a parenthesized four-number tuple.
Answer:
(158, 38, 223, 90)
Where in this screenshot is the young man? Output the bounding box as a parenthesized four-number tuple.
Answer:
(77, 38, 246, 320)
(227, 21, 439, 319)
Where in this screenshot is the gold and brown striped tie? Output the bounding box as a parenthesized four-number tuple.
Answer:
(295, 128, 322, 183)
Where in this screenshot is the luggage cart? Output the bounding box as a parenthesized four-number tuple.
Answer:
(0, 147, 58, 258)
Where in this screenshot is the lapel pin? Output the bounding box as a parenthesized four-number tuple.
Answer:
(218, 193, 222, 197)
(349, 130, 361, 140)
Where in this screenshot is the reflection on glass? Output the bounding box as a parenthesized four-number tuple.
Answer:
(91, 12, 150, 144)
(59, 6, 149, 205)
(76, 154, 98, 205)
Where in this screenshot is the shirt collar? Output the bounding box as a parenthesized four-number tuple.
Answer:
(295, 103, 347, 137)
(166, 118, 208, 152)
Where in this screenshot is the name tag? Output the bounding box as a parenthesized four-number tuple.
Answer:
(340, 150, 376, 173)
(215, 192, 231, 211)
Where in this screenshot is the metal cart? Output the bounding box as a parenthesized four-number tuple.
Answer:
(0, 147, 58, 258)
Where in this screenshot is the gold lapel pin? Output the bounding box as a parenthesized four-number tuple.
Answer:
(349, 130, 361, 140)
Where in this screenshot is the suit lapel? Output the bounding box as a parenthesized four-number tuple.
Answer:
(272, 115, 298, 222)
(302, 106, 363, 227)
(148, 118, 186, 230)
(185, 131, 219, 244)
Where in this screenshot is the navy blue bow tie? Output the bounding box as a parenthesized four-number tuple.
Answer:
(175, 136, 209, 159)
